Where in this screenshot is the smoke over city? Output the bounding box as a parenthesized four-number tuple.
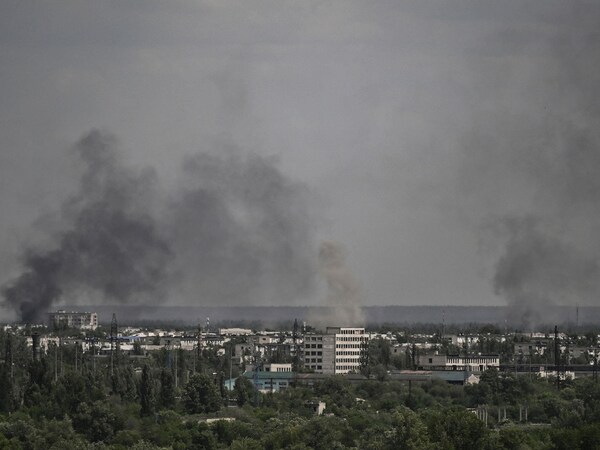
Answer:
(1, 2, 599, 325)
(2, 130, 318, 322)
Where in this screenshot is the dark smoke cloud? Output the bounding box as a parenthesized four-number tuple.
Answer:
(490, 216, 599, 327)
(2, 131, 317, 321)
(460, 10, 600, 327)
(2, 130, 172, 322)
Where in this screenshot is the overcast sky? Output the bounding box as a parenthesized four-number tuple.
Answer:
(1, 1, 599, 316)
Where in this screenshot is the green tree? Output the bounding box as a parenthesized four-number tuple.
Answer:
(72, 400, 125, 443)
(234, 376, 254, 407)
(140, 365, 154, 416)
(158, 368, 175, 409)
(423, 407, 490, 450)
(183, 373, 222, 414)
(231, 437, 263, 450)
(384, 407, 433, 450)
(0, 365, 14, 413)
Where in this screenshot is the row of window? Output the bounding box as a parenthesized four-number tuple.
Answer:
(336, 351, 360, 356)
(336, 358, 360, 364)
(305, 351, 322, 356)
(338, 329, 365, 335)
(447, 358, 499, 364)
(305, 343, 323, 349)
(336, 337, 367, 342)
(305, 358, 323, 363)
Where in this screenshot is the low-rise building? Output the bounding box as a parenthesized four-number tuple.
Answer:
(264, 363, 293, 372)
(418, 353, 499, 372)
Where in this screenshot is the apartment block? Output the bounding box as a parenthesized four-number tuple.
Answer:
(303, 327, 368, 375)
(48, 310, 98, 330)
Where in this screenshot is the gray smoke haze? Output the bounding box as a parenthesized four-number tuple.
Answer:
(311, 241, 364, 327)
(488, 216, 599, 327)
(2, 130, 318, 321)
(167, 148, 317, 305)
(458, 7, 600, 327)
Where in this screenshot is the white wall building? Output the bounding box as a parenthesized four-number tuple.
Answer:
(304, 327, 368, 375)
(264, 363, 293, 372)
(418, 353, 499, 372)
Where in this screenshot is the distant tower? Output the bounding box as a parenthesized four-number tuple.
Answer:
(110, 313, 118, 376)
(206, 317, 210, 333)
(576, 305, 579, 328)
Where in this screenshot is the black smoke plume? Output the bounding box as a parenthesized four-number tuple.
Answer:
(2, 130, 172, 322)
(2, 131, 317, 321)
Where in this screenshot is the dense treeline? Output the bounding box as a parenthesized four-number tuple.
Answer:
(1, 328, 600, 449)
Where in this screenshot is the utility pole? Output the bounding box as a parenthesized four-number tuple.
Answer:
(174, 346, 178, 389)
(554, 325, 560, 390)
(54, 341, 58, 382)
(229, 342, 234, 393)
(196, 323, 203, 373)
(594, 349, 598, 382)
(110, 313, 118, 377)
(253, 350, 262, 407)
(91, 337, 96, 374)
(292, 318, 299, 372)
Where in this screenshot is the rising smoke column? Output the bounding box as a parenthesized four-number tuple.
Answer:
(167, 149, 317, 305)
(2, 130, 172, 322)
(315, 241, 364, 326)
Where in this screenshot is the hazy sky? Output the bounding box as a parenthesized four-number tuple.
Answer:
(1, 1, 598, 316)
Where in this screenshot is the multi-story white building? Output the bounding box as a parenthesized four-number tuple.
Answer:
(48, 310, 98, 330)
(304, 327, 368, 375)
